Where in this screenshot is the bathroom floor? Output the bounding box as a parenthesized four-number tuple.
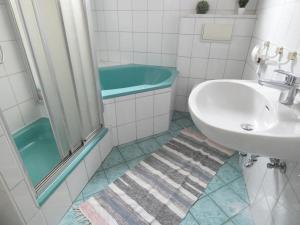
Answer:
(59, 111, 255, 225)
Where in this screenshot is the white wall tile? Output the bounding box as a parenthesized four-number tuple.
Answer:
(99, 130, 113, 160)
(137, 118, 154, 139)
(103, 103, 116, 127)
(148, 33, 162, 53)
(164, 0, 180, 11)
(117, 122, 136, 144)
(27, 212, 47, 225)
(0, 5, 15, 41)
(224, 60, 245, 79)
(2, 41, 25, 75)
(41, 182, 72, 225)
(178, 35, 193, 57)
(148, 0, 163, 10)
(162, 34, 178, 54)
(148, 12, 163, 33)
(154, 113, 170, 134)
(104, 11, 119, 31)
(162, 54, 177, 67)
(115, 99, 135, 125)
(163, 12, 180, 33)
(133, 12, 147, 32)
(154, 92, 171, 116)
(190, 58, 208, 78)
(0, 135, 23, 189)
(209, 43, 229, 59)
(118, 0, 132, 10)
(120, 32, 133, 51)
(132, 0, 147, 10)
(234, 19, 256, 36)
(0, 77, 17, 110)
(228, 37, 251, 60)
(134, 52, 147, 64)
(191, 37, 210, 58)
(19, 99, 40, 125)
(2, 107, 24, 132)
(66, 161, 88, 201)
(179, 18, 195, 34)
(84, 144, 102, 179)
(103, 0, 117, 10)
(207, 59, 226, 79)
(147, 53, 162, 65)
(118, 11, 132, 32)
(133, 33, 147, 52)
(11, 181, 37, 223)
(106, 32, 120, 50)
(177, 57, 190, 75)
(136, 95, 154, 120)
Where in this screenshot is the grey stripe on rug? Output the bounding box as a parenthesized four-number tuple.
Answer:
(79, 128, 235, 225)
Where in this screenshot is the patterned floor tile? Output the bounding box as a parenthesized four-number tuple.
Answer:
(101, 148, 125, 169)
(58, 201, 82, 225)
(127, 155, 147, 169)
(190, 196, 229, 225)
(229, 177, 250, 203)
(119, 143, 144, 161)
(180, 213, 199, 225)
(138, 138, 161, 154)
(210, 185, 248, 218)
(205, 175, 226, 194)
(227, 154, 242, 172)
(155, 132, 173, 145)
(172, 111, 184, 120)
(59, 111, 255, 225)
(232, 208, 255, 225)
(105, 163, 129, 183)
(176, 118, 194, 128)
(170, 121, 182, 132)
(81, 171, 108, 199)
(217, 163, 241, 184)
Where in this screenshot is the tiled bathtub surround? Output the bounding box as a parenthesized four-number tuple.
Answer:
(92, 0, 257, 66)
(0, 2, 44, 133)
(175, 14, 256, 112)
(103, 86, 175, 146)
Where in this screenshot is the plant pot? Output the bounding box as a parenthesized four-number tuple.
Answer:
(238, 7, 246, 15)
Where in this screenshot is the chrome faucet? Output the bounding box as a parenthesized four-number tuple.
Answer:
(258, 69, 300, 105)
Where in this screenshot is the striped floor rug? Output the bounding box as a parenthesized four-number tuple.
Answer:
(78, 128, 235, 225)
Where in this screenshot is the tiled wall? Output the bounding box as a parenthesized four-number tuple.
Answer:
(0, 2, 44, 133)
(240, 1, 300, 225)
(103, 86, 175, 146)
(0, 112, 113, 225)
(92, 0, 257, 66)
(174, 14, 256, 111)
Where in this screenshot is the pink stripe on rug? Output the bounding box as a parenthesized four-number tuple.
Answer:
(80, 201, 108, 225)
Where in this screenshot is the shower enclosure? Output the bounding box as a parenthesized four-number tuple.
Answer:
(3, 0, 103, 195)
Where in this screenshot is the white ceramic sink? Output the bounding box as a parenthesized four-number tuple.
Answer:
(189, 80, 300, 161)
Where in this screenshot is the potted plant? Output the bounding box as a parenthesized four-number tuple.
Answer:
(196, 0, 209, 14)
(238, 0, 249, 14)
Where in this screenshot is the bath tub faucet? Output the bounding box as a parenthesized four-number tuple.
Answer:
(258, 69, 300, 105)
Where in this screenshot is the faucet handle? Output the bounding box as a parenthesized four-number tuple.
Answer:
(274, 69, 299, 86)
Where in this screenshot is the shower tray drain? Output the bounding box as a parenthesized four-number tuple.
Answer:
(241, 123, 254, 131)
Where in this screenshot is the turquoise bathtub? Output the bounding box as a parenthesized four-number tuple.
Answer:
(13, 118, 61, 186)
(99, 64, 177, 99)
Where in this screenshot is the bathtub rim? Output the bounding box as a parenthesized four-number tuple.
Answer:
(99, 64, 178, 99)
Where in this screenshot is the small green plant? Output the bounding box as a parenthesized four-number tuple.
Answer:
(196, 0, 209, 14)
(239, 0, 249, 8)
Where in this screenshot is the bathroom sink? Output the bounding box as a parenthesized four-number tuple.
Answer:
(189, 80, 300, 161)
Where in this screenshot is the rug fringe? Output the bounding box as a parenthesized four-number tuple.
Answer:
(73, 207, 92, 225)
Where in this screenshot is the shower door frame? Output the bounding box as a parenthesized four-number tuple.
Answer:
(6, 0, 105, 197)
